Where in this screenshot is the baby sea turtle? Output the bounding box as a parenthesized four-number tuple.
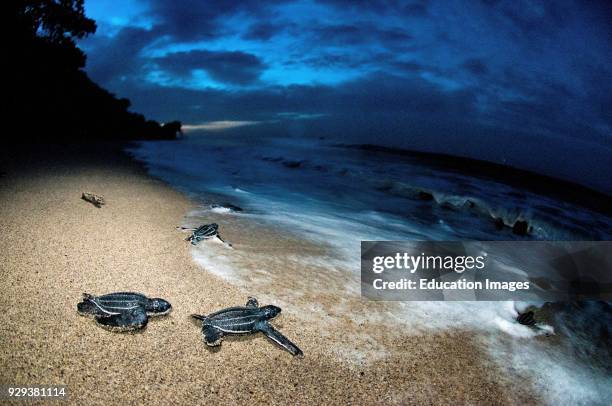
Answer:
(184, 223, 230, 246)
(77, 292, 172, 332)
(191, 297, 303, 357)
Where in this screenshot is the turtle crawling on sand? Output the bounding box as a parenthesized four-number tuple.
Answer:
(183, 223, 231, 247)
(77, 292, 171, 332)
(191, 297, 303, 357)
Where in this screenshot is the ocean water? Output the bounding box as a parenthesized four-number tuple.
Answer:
(128, 134, 612, 404)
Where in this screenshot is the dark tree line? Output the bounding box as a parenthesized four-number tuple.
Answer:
(8, 0, 181, 141)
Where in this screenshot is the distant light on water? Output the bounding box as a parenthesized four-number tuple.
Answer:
(183, 121, 260, 132)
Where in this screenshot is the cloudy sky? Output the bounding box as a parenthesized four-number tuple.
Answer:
(80, 0, 611, 191)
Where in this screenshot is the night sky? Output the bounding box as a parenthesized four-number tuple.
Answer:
(80, 0, 612, 191)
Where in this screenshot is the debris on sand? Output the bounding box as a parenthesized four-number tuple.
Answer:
(82, 192, 105, 208)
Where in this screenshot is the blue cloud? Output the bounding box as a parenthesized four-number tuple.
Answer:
(80, 0, 612, 190)
(153, 49, 266, 85)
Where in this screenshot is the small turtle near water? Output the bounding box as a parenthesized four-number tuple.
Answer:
(77, 292, 171, 332)
(182, 223, 231, 247)
(192, 297, 303, 357)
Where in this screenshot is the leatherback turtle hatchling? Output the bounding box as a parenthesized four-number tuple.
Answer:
(77, 292, 171, 332)
(191, 297, 303, 357)
(183, 223, 230, 246)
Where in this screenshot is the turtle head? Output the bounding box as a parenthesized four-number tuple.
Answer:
(77, 300, 97, 315)
(147, 298, 172, 315)
(261, 305, 281, 320)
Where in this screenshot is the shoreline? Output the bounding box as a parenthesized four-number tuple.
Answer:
(0, 142, 540, 404)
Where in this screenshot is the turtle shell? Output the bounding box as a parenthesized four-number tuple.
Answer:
(193, 223, 219, 238)
(207, 306, 263, 333)
(95, 292, 148, 313)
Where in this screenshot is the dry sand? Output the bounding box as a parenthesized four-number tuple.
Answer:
(0, 143, 540, 405)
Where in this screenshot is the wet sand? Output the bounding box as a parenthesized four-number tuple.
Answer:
(0, 143, 540, 404)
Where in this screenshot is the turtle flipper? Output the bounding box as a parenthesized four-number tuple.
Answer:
(517, 311, 536, 326)
(245, 297, 259, 308)
(95, 307, 148, 332)
(257, 322, 303, 357)
(202, 325, 224, 346)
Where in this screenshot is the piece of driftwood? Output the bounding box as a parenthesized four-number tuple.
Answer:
(82, 192, 105, 208)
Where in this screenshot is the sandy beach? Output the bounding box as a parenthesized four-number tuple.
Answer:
(0, 143, 540, 405)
